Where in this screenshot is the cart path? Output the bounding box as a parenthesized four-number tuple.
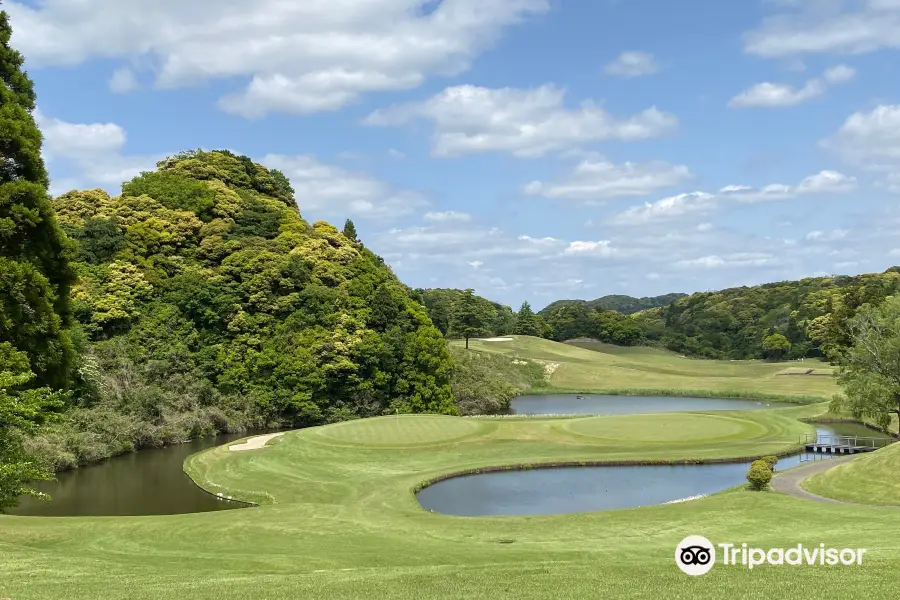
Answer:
(770, 455, 857, 504)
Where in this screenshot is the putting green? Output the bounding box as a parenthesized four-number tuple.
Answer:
(314, 414, 490, 446)
(564, 413, 765, 443)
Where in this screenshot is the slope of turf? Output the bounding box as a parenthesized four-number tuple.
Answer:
(458, 336, 837, 401)
(7, 406, 900, 600)
(802, 442, 900, 505)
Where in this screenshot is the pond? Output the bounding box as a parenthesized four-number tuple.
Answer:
(8, 431, 258, 517)
(416, 423, 892, 517)
(509, 394, 782, 415)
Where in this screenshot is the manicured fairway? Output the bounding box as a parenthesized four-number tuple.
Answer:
(803, 442, 900, 505)
(4, 405, 900, 600)
(459, 336, 838, 401)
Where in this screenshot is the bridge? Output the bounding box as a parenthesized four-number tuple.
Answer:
(799, 433, 894, 461)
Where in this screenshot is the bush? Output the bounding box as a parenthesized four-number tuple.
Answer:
(746, 459, 773, 491)
(761, 455, 778, 471)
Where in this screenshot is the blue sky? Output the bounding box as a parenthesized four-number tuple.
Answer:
(12, 0, 900, 309)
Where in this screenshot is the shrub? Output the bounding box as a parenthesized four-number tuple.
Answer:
(746, 459, 773, 491)
(761, 455, 778, 471)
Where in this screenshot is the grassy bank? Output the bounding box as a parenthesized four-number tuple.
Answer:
(456, 336, 839, 401)
(803, 442, 900, 505)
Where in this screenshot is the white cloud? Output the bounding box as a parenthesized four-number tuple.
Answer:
(108, 67, 139, 93)
(364, 84, 678, 157)
(806, 229, 849, 241)
(467, 260, 484, 269)
(823, 64, 856, 84)
(821, 105, 900, 169)
(890, 248, 900, 256)
(262, 154, 428, 221)
(424, 210, 472, 222)
(523, 156, 692, 201)
(563, 240, 617, 257)
(604, 51, 659, 77)
(676, 253, 778, 269)
(728, 65, 854, 108)
(743, 1, 900, 57)
(721, 170, 857, 202)
(609, 192, 716, 225)
(34, 108, 162, 195)
(9, 0, 549, 118)
(697, 222, 713, 232)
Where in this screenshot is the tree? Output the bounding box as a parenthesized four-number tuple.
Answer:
(0, 10, 76, 389)
(342, 219, 358, 243)
(514, 301, 540, 336)
(450, 289, 491, 349)
(762, 332, 791, 361)
(0, 342, 65, 511)
(834, 296, 900, 433)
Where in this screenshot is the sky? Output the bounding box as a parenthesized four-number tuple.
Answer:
(10, 0, 900, 309)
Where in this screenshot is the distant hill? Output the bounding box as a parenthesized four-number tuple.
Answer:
(539, 293, 686, 316)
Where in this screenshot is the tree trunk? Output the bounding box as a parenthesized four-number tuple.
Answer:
(465, 335, 469, 350)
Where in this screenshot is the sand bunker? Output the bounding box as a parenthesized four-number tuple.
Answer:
(229, 432, 286, 452)
(479, 337, 514, 342)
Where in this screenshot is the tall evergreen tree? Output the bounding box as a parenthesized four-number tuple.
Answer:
(0, 9, 76, 389)
(342, 218, 358, 242)
(514, 301, 540, 336)
(0, 7, 74, 509)
(450, 289, 491, 350)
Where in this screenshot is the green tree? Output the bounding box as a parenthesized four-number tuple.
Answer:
(833, 296, 900, 433)
(0, 10, 76, 388)
(762, 332, 791, 361)
(342, 219, 358, 243)
(450, 289, 491, 349)
(514, 301, 540, 336)
(0, 342, 65, 510)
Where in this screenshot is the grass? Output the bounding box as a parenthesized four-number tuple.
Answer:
(802, 442, 900, 505)
(459, 336, 838, 402)
(4, 403, 900, 600)
(1, 339, 889, 600)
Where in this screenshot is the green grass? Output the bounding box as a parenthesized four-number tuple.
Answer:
(803, 442, 900, 505)
(5, 404, 900, 600)
(459, 336, 838, 402)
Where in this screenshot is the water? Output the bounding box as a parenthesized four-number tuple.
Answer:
(416, 423, 892, 516)
(8, 432, 256, 517)
(510, 394, 780, 415)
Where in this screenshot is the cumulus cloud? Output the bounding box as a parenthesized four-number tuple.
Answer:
(424, 210, 472, 222)
(108, 67, 139, 93)
(604, 51, 659, 77)
(34, 108, 162, 195)
(609, 192, 716, 226)
(261, 154, 429, 221)
(523, 155, 692, 201)
(364, 84, 678, 157)
(743, 0, 900, 57)
(9, 0, 549, 117)
(607, 169, 856, 226)
(728, 65, 854, 108)
(676, 253, 779, 269)
(806, 229, 849, 241)
(563, 240, 618, 257)
(821, 104, 900, 169)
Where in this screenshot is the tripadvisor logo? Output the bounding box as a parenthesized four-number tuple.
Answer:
(675, 535, 867, 576)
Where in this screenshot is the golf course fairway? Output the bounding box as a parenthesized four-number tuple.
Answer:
(3, 405, 900, 600)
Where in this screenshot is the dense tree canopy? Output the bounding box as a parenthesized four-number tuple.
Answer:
(449, 289, 493, 349)
(30, 149, 457, 471)
(420, 288, 516, 339)
(832, 296, 900, 433)
(539, 293, 686, 317)
(0, 10, 75, 509)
